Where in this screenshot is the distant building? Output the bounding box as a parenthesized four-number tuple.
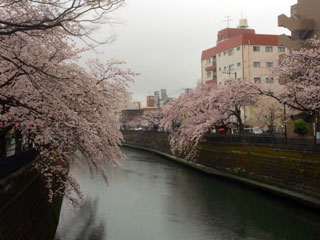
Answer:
(130, 101, 141, 110)
(154, 91, 160, 108)
(114, 91, 132, 123)
(278, 0, 320, 50)
(120, 109, 144, 128)
(180, 88, 193, 97)
(160, 97, 174, 107)
(117, 92, 132, 111)
(201, 19, 288, 88)
(147, 96, 155, 107)
(160, 89, 168, 100)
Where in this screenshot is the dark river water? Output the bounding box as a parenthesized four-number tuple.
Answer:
(55, 148, 320, 240)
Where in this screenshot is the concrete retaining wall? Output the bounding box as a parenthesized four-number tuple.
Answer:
(0, 158, 62, 240)
(123, 131, 320, 208)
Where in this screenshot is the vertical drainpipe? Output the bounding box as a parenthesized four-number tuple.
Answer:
(242, 38, 246, 128)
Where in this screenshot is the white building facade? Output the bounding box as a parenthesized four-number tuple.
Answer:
(201, 20, 288, 88)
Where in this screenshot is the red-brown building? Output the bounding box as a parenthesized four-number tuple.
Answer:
(147, 96, 155, 107)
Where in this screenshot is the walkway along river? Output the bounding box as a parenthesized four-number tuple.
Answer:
(55, 148, 320, 240)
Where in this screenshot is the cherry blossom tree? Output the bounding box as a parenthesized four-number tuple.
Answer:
(141, 109, 163, 131)
(251, 37, 320, 114)
(0, 0, 125, 46)
(247, 97, 283, 133)
(0, 0, 139, 204)
(248, 37, 320, 137)
(160, 80, 257, 159)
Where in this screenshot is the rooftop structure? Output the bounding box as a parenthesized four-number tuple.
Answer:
(201, 19, 288, 87)
(278, 0, 320, 49)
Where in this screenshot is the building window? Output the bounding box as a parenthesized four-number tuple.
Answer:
(229, 64, 235, 71)
(219, 67, 221, 71)
(278, 46, 285, 53)
(253, 46, 260, 52)
(266, 46, 273, 52)
(207, 71, 212, 78)
(237, 46, 241, 51)
(224, 66, 227, 71)
(253, 62, 261, 68)
(223, 51, 226, 55)
(228, 49, 234, 56)
(237, 62, 241, 67)
(266, 77, 274, 84)
(206, 58, 211, 64)
(266, 62, 273, 68)
(254, 77, 261, 84)
(221, 35, 225, 41)
(218, 53, 221, 57)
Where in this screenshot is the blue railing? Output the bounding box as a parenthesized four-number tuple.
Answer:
(0, 150, 38, 180)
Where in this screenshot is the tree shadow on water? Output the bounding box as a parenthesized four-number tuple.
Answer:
(55, 198, 106, 240)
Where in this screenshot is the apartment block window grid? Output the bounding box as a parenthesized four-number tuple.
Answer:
(266, 77, 274, 84)
(266, 46, 273, 52)
(254, 77, 261, 84)
(266, 62, 273, 68)
(254, 62, 261, 68)
(253, 46, 260, 52)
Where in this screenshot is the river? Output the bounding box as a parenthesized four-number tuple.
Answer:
(55, 148, 320, 240)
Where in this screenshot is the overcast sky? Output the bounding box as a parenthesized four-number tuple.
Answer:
(91, 0, 296, 105)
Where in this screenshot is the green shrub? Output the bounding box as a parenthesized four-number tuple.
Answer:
(294, 119, 309, 136)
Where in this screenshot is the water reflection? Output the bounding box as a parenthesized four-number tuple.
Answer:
(55, 198, 105, 240)
(55, 148, 320, 240)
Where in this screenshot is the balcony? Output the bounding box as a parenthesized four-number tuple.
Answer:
(278, 14, 314, 33)
(205, 78, 217, 85)
(278, 34, 301, 50)
(205, 65, 217, 71)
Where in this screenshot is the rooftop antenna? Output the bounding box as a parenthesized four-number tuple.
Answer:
(223, 15, 233, 28)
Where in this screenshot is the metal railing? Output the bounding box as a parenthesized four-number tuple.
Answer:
(204, 135, 316, 146)
(0, 150, 38, 180)
(122, 130, 318, 147)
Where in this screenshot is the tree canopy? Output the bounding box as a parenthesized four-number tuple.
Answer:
(0, 0, 138, 204)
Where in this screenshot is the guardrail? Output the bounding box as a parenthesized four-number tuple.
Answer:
(122, 130, 318, 147)
(204, 135, 316, 146)
(0, 150, 38, 180)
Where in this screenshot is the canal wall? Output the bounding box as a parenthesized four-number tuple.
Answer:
(0, 152, 62, 240)
(123, 131, 320, 209)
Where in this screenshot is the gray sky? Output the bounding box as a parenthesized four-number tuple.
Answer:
(93, 0, 296, 105)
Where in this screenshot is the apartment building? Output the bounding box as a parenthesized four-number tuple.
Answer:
(201, 19, 288, 88)
(278, 0, 320, 50)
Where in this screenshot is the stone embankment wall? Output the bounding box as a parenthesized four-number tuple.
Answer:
(123, 131, 320, 201)
(0, 153, 62, 240)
